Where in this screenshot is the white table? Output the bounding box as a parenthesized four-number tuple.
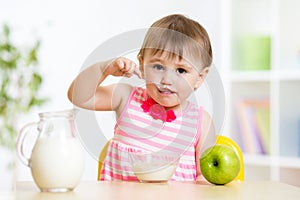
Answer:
(4, 181, 300, 200)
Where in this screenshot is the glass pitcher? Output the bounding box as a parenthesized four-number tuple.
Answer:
(16, 109, 84, 192)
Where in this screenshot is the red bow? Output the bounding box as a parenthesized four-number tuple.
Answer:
(141, 98, 176, 122)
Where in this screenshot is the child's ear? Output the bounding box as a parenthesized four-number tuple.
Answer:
(194, 67, 209, 89)
(138, 55, 145, 78)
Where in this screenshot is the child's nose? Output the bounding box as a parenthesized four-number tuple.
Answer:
(160, 70, 173, 85)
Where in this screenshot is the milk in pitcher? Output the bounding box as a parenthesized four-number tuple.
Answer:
(30, 138, 84, 192)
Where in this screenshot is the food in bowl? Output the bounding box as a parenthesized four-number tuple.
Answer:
(129, 152, 179, 183)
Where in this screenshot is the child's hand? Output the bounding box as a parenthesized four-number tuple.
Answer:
(104, 57, 142, 79)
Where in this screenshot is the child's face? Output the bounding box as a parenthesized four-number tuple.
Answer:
(140, 50, 207, 110)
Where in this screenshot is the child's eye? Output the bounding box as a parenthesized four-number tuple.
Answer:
(176, 68, 187, 74)
(153, 64, 164, 71)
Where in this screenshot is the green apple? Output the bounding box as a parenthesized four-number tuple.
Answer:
(200, 144, 240, 185)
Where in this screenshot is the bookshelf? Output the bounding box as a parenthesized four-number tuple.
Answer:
(220, 0, 300, 186)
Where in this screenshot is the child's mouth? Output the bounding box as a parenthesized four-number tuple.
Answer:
(159, 88, 173, 94)
(156, 85, 175, 95)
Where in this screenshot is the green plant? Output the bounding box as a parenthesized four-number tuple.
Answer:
(0, 24, 48, 150)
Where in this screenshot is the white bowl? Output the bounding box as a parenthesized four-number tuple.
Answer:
(129, 152, 179, 183)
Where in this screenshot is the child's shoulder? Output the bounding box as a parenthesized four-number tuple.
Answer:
(130, 86, 147, 99)
(201, 109, 212, 122)
(133, 86, 146, 93)
(188, 103, 212, 122)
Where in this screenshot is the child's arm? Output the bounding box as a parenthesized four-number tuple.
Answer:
(68, 57, 141, 114)
(195, 110, 216, 182)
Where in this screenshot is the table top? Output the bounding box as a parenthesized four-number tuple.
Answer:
(3, 181, 300, 200)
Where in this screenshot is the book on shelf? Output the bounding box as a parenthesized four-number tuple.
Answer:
(234, 99, 270, 155)
(299, 119, 300, 157)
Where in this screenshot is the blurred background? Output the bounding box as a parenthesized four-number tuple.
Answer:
(1, 0, 300, 188)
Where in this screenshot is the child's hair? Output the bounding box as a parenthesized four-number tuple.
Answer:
(138, 14, 213, 71)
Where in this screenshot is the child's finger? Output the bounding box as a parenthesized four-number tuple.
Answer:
(119, 59, 134, 71)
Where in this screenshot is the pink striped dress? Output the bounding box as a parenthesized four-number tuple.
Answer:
(100, 87, 203, 181)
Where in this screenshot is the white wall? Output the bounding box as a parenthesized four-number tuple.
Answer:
(0, 0, 222, 181)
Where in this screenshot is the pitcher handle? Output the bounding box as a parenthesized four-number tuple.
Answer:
(16, 122, 38, 167)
